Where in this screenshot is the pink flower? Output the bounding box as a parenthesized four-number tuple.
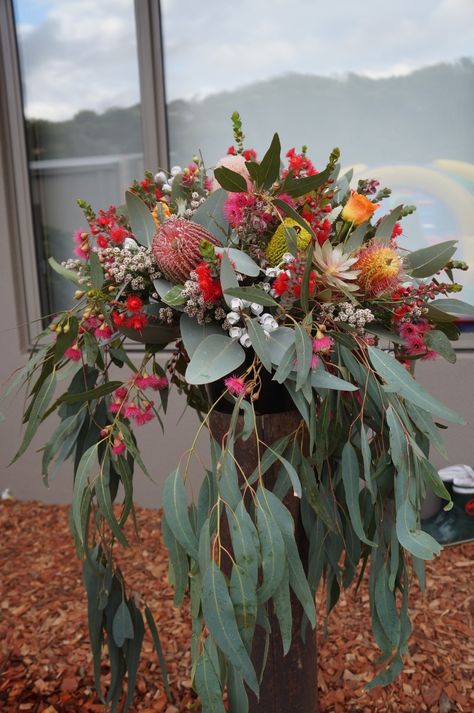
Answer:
(134, 374, 169, 391)
(124, 403, 142, 420)
(312, 336, 334, 353)
(109, 401, 122, 414)
(310, 354, 320, 370)
(133, 402, 155, 426)
(224, 375, 248, 397)
(73, 228, 89, 260)
(223, 192, 255, 227)
(405, 335, 425, 355)
(212, 154, 253, 192)
(64, 344, 82, 361)
(112, 437, 126, 455)
(115, 386, 128, 400)
(422, 350, 438, 361)
(94, 325, 113, 340)
(82, 316, 101, 331)
(399, 322, 419, 339)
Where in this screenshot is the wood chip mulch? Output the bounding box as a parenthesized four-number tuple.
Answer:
(0, 501, 473, 713)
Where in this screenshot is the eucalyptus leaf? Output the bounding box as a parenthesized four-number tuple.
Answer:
(404, 240, 457, 278)
(341, 442, 377, 547)
(185, 334, 246, 385)
(245, 318, 272, 372)
(193, 188, 230, 242)
(294, 325, 312, 391)
(112, 600, 134, 648)
(180, 315, 222, 359)
(215, 247, 260, 276)
(257, 132, 281, 189)
(162, 469, 199, 559)
(48, 256, 81, 284)
(374, 205, 403, 245)
(424, 329, 456, 363)
(220, 251, 240, 307)
(213, 166, 248, 193)
(126, 190, 156, 247)
(224, 286, 278, 307)
(12, 372, 57, 463)
(430, 298, 474, 317)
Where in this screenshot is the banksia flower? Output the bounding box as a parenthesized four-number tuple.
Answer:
(152, 218, 220, 283)
(354, 241, 403, 296)
(266, 218, 312, 266)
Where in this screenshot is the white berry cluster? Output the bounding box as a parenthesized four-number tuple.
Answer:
(61, 258, 88, 283)
(99, 244, 161, 290)
(181, 278, 227, 325)
(183, 191, 207, 219)
(225, 297, 279, 348)
(321, 302, 375, 330)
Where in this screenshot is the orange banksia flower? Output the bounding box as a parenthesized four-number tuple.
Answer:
(354, 241, 403, 296)
(341, 191, 378, 225)
(152, 217, 220, 283)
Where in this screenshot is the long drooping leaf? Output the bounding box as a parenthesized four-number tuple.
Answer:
(430, 298, 474, 316)
(145, 606, 173, 701)
(202, 562, 258, 694)
(256, 132, 281, 188)
(72, 443, 99, 546)
(219, 251, 240, 308)
(162, 469, 199, 559)
(255, 489, 286, 605)
(123, 599, 145, 712)
(404, 240, 457, 277)
(374, 205, 404, 244)
(194, 639, 226, 713)
(214, 247, 260, 276)
(112, 600, 134, 648)
(311, 367, 358, 391)
(193, 188, 230, 242)
(12, 372, 57, 463)
(294, 325, 312, 391)
(272, 562, 292, 654)
(341, 442, 377, 547)
(161, 516, 188, 607)
(245, 318, 272, 372)
(368, 346, 464, 424)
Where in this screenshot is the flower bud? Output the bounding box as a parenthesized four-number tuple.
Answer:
(239, 331, 252, 348)
(230, 297, 244, 312)
(170, 166, 182, 176)
(226, 311, 241, 325)
(154, 171, 167, 185)
(250, 303, 264, 316)
(74, 290, 85, 299)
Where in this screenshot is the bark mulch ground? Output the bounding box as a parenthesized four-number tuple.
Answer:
(0, 501, 472, 713)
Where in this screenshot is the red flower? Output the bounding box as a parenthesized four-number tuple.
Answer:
(195, 262, 222, 302)
(109, 226, 128, 244)
(243, 148, 257, 161)
(126, 313, 148, 331)
(227, 146, 237, 155)
(126, 295, 143, 313)
(97, 235, 108, 248)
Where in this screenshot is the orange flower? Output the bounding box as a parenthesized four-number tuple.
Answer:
(354, 241, 402, 296)
(341, 191, 378, 225)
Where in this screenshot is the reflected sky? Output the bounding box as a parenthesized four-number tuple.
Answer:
(14, 0, 474, 119)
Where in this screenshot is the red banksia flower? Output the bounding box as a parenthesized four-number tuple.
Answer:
(152, 218, 220, 283)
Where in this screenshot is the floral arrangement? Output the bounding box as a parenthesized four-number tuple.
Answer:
(9, 112, 474, 711)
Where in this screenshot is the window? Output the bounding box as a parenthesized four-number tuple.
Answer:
(160, 0, 474, 307)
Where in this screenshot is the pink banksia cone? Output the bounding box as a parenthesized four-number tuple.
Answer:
(152, 217, 220, 283)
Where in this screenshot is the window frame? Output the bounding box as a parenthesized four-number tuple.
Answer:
(0, 0, 169, 350)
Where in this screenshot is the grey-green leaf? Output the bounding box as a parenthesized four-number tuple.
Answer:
(126, 190, 156, 247)
(202, 562, 258, 695)
(112, 600, 134, 648)
(341, 442, 377, 547)
(185, 334, 246, 385)
(404, 240, 457, 278)
(162, 469, 199, 560)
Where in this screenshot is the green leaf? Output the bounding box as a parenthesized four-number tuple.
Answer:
(145, 606, 172, 701)
(375, 563, 400, 647)
(265, 445, 302, 498)
(112, 600, 134, 648)
(272, 343, 296, 384)
(180, 315, 222, 359)
(202, 562, 258, 694)
(213, 166, 248, 193)
(193, 188, 230, 242)
(272, 562, 292, 654)
(256, 132, 281, 189)
(72, 443, 98, 546)
(386, 405, 410, 473)
(185, 334, 246, 385)
(229, 565, 258, 655)
(272, 199, 315, 240)
(374, 205, 404, 245)
(424, 329, 456, 363)
(294, 325, 312, 391)
(260, 488, 316, 626)
(215, 247, 260, 276)
(310, 367, 358, 391)
(220, 251, 239, 308)
(368, 346, 464, 424)
(405, 403, 447, 459)
(344, 221, 369, 252)
(96, 464, 129, 548)
(430, 298, 474, 317)
(360, 425, 376, 502)
(123, 600, 145, 712)
(223, 286, 278, 307)
(341, 442, 377, 547)
(162, 285, 186, 306)
(194, 640, 226, 713)
(416, 457, 452, 504)
(12, 372, 57, 463)
(54, 317, 79, 363)
(126, 190, 156, 247)
(48, 256, 81, 284)
(89, 251, 104, 289)
(404, 240, 457, 278)
(42, 411, 86, 484)
(56, 380, 123, 406)
(227, 665, 249, 713)
(162, 469, 199, 559)
(282, 163, 333, 198)
(300, 456, 336, 531)
(152, 277, 174, 298)
(266, 327, 296, 366)
(162, 516, 188, 607)
(396, 500, 441, 559)
(245, 318, 272, 372)
(255, 489, 286, 604)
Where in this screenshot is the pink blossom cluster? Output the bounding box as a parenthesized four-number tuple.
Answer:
(399, 320, 436, 360)
(108, 373, 168, 427)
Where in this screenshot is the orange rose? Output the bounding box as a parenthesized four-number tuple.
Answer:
(341, 191, 378, 225)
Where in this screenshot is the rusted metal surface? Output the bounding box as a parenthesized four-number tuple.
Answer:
(209, 409, 319, 713)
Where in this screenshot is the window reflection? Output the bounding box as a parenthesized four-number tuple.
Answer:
(14, 0, 144, 313)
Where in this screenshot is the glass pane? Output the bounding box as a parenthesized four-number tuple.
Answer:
(14, 0, 144, 313)
(161, 0, 474, 308)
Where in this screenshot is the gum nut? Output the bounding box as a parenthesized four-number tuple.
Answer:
(171, 165, 182, 176)
(250, 302, 264, 315)
(259, 313, 273, 323)
(240, 333, 252, 348)
(262, 283, 271, 292)
(229, 327, 243, 339)
(230, 298, 244, 312)
(162, 183, 172, 193)
(154, 171, 167, 185)
(227, 311, 240, 325)
(266, 319, 279, 331)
